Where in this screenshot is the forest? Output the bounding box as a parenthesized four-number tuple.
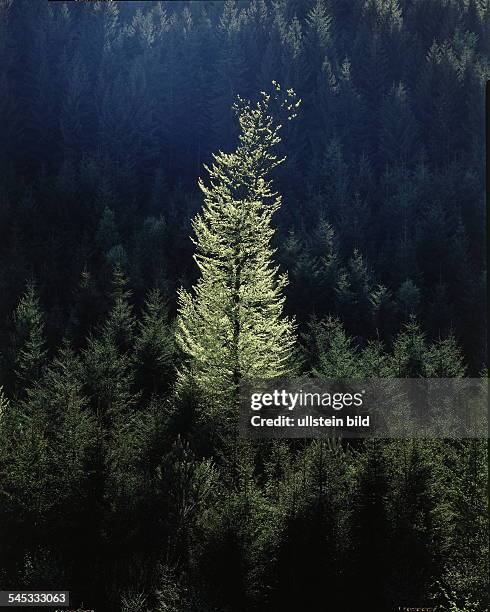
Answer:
(0, 0, 488, 611)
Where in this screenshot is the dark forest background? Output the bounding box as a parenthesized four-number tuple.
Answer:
(0, 1, 488, 611)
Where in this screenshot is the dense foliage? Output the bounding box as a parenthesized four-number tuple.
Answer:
(0, 1, 487, 611)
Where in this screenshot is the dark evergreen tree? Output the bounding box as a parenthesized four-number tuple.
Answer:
(11, 284, 48, 394)
(134, 288, 175, 399)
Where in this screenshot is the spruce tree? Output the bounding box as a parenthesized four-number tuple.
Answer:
(176, 84, 300, 410)
(134, 288, 174, 399)
(83, 267, 137, 422)
(391, 317, 427, 377)
(305, 317, 359, 378)
(102, 265, 136, 355)
(12, 283, 47, 392)
(21, 341, 96, 503)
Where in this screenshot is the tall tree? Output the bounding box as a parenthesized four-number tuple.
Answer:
(176, 84, 300, 412)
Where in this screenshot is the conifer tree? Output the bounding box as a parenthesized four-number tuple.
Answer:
(83, 267, 137, 422)
(68, 266, 102, 348)
(134, 288, 175, 398)
(335, 249, 373, 336)
(306, 317, 359, 377)
(391, 317, 427, 377)
(103, 265, 136, 355)
(369, 283, 396, 342)
(425, 335, 466, 378)
(22, 341, 97, 501)
(176, 84, 300, 410)
(12, 284, 47, 391)
(385, 440, 439, 606)
(447, 439, 489, 605)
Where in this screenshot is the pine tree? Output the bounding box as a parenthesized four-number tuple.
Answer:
(391, 317, 427, 377)
(83, 267, 137, 422)
(176, 84, 299, 410)
(134, 288, 175, 399)
(68, 266, 103, 348)
(305, 316, 359, 377)
(304, 0, 333, 84)
(102, 265, 136, 355)
(335, 248, 373, 336)
(0, 342, 97, 588)
(12, 284, 47, 392)
(425, 335, 466, 378)
(360, 338, 394, 377)
(315, 220, 341, 314)
(447, 439, 489, 605)
(21, 341, 97, 500)
(369, 284, 396, 342)
(306, 0, 332, 52)
(388, 440, 448, 608)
